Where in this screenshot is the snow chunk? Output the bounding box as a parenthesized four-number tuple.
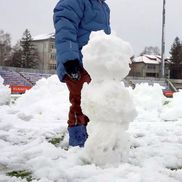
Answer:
(161, 90, 182, 121)
(0, 76, 11, 105)
(129, 83, 165, 122)
(14, 75, 69, 123)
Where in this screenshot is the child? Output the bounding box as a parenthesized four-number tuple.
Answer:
(53, 0, 111, 147)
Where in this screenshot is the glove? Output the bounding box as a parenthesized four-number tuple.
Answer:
(64, 60, 82, 80)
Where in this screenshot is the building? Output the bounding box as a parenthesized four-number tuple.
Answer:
(129, 55, 166, 78)
(32, 33, 56, 71)
(32, 34, 170, 79)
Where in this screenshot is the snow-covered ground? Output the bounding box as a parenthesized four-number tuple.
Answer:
(1, 33, 182, 182)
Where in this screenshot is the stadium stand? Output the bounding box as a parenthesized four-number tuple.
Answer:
(0, 66, 177, 97)
(125, 76, 167, 88)
(0, 68, 53, 94)
(0, 70, 32, 86)
(20, 72, 51, 85)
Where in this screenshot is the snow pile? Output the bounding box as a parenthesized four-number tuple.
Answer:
(82, 32, 137, 166)
(0, 76, 11, 105)
(161, 90, 182, 121)
(14, 75, 69, 123)
(129, 83, 165, 122)
(1, 32, 182, 181)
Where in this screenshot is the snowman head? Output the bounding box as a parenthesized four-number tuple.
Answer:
(83, 32, 133, 82)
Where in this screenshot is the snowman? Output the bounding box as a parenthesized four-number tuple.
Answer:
(82, 32, 137, 166)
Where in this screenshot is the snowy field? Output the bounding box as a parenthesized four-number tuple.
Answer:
(1, 33, 182, 182)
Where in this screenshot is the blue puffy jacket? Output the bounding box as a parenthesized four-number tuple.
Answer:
(53, 0, 111, 82)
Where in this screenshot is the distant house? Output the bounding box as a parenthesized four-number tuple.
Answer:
(129, 55, 169, 78)
(32, 33, 56, 71)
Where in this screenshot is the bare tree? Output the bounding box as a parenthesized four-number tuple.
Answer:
(140, 46, 160, 56)
(8, 41, 23, 67)
(0, 30, 11, 66)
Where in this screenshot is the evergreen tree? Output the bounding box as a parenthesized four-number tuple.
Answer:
(20, 29, 39, 68)
(169, 37, 182, 79)
(170, 37, 182, 65)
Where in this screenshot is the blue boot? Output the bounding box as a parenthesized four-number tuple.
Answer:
(68, 125, 88, 147)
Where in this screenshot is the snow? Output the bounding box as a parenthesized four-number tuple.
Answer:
(14, 75, 69, 123)
(161, 90, 182, 121)
(32, 33, 55, 41)
(0, 76, 11, 106)
(1, 32, 182, 181)
(130, 83, 166, 122)
(82, 32, 136, 166)
(133, 55, 161, 64)
(83, 32, 133, 82)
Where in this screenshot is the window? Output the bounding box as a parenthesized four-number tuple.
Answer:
(49, 64, 56, 70)
(49, 42, 55, 50)
(146, 73, 158, 77)
(147, 64, 156, 70)
(50, 54, 56, 60)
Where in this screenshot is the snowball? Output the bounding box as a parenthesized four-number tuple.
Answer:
(83, 32, 133, 82)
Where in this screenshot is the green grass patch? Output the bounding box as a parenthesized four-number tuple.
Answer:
(48, 137, 62, 145)
(163, 100, 170, 105)
(7, 170, 33, 182)
(48, 133, 65, 146)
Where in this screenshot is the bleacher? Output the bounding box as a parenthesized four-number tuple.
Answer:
(125, 76, 167, 88)
(0, 68, 52, 94)
(0, 70, 32, 86)
(20, 72, 51, 85)
(0, 67, 176, 97)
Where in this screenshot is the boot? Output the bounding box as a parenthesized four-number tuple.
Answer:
(68, 125, 88, 147)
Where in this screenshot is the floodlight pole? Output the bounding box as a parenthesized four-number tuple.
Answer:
(161, 0, 166, 78)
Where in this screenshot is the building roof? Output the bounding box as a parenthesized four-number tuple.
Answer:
(32, 33, 55, 41)
(133, 55, 161, 64)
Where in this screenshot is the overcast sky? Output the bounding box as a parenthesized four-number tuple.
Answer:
(0, 0, 182, 56)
